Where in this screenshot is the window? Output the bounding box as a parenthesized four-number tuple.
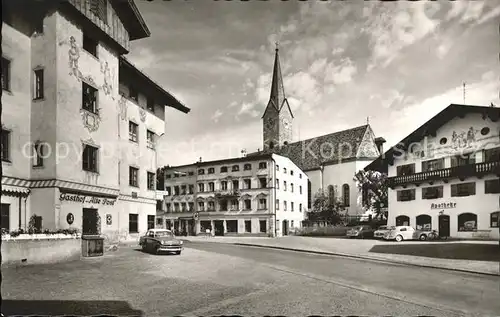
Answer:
(221, 181, 228, 190)
(146, 97, 155, 112)
(188, 185, 194, 194)
(129, 167, 139, 187)
(33, 68, 44, 99)
(198, 202, 204, 212)
(207, 201, 215, 211)
(220, 200, 228, 211)
(165, 187, 171, 196)
(188, 171, 194, 176)
(299, 203, 302, 212)
(166, 203, 171, 212)
(299, 185, 302, 194)
(283, 167, 287, 174)
(128, 121, 138, 142)
(82, 82, 98, 113)
(299, 173, 302, 179)
(328, 185, 335, 205)
(491, 212, 499, 228)
(485, 179, 500, 194)
(307, 180, 312, 209)
(2, 57, 11, 91)
(290, 183, 294, 193)
(181, 185, 186, 195)
(244, 179, 251, 189)
(259, 162, 267, 169)
(129, 214, 138, 233)
(156, 200, 164, 212)
(156, 217, 163, 226)
(174, 186, 180, 195)
(283, 201, 287, 211)
(32, 142, 45, 167)
(1, 129, 11, 162)
(484, 147, 500, 163)
(244, 164, 252, 170)
(259, 220, 267, 233)
(245, 220, 251, 233)
(396, 163, 415, 176)
(174, 174, 180, 178)
(188, 202, 194, 212)
(198, 183, 205, 192)
(82, 144, 98, 172)
(395, 215, 410, 226)
(259, 178, 267, 188)
(291, 220, 294, 228)
(259, 199, 267, 210)
(208, 168, 215, 174)
(198, 169, 205, 175)
(146, 130, 155, 149)
(83, 34, 98, 57)
(283, 181, 287, 191)
(208, 182, 215, 192)
(220, 166, 228, 173)
(451, 182, 476, 197)
(451, 153, 476, 167)
(422, 186, 443, 199)
(232, 180, 239, 191)
(89, 0, 108, 23)
(231, 199, 239, 211)
(458, 213, 477, 232)
(232, 165, 239, 172)
(1, 204, 10, 231)
(290, 170, 294, 176)
(181, 203, 187, 212)
(226, 220, 237, 233)
(147, 172, 155, 190)
(342, 184, 350, 207)
(244, 199, 251, 210)
(416, 214, 432, 230)
(276, 179, 280, 189)
(291, 202, 294, 212)
(276, 199, 279, 210)
(147, 215, 155, 230)
(166, 174, 172, 179)
(174, 203, 179, 212)
(421, 158, 444, 172)
(276, 165, 279, 171)
(397, 189, 416, 202)
(129, 86, 138, 102)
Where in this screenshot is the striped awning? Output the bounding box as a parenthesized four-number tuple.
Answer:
(1, 185, 31, 197)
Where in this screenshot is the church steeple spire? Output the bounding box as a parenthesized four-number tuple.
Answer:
(269, 41, 286, 111)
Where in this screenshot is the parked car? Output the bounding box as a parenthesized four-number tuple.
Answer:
(139, 229, 183, 255)
(346, 225, 375, 239)
(374, 225, 394, 239)
(383, 226, 434, 242)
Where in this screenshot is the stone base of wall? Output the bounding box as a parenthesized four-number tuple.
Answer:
(1, 236, 81, 267)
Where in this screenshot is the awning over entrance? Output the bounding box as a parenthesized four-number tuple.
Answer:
(1, 185, 30, 197)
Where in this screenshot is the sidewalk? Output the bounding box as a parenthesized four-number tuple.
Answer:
(182, 236, 500, 276)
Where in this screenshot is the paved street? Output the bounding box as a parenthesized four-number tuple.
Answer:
(2, 241, 499, 316)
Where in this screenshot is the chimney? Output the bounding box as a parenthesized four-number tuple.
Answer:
(374, 137, 386, 155)
(199, 157, 202, 162)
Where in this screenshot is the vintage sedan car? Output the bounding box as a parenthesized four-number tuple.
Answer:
(346, 225, 375, 239)
(374, 225, 394, 239)
(139, 229, 183, 255)
(383, 226, 434, 242)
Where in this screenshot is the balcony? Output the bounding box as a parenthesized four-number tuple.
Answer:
(214, 190, 240, 198)
(388, 161, 500, 188)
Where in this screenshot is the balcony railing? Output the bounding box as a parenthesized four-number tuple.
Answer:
(388, 161, 500, 187)
(214, 190, 240, 198)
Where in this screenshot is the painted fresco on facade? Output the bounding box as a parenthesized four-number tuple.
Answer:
(118, 95, 128, 120)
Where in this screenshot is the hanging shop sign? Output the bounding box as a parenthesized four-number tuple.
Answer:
(431, 202, 456, 210)
(60, 193, 116, 206)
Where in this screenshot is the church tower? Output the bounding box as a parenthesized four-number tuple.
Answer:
(262, 44, 294, 151)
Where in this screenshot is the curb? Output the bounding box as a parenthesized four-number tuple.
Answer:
(233, 243, 500, 277)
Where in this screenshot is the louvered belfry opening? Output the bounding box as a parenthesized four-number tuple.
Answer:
(89, 0, 108, 23)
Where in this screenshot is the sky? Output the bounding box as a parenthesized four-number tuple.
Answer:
(127, 0, 500, 167)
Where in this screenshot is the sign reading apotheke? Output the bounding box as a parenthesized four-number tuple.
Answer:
(60, 193, 116, 206)
(431, 202, 456, 210)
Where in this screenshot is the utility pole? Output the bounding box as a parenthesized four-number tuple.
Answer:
(463, 82, 466, 104)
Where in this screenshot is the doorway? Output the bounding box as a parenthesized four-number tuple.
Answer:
(438, 214, 450, 238)
(282, 220, 289, 236)
(82, 208, 100, 236)
(214, 220, 224, 236)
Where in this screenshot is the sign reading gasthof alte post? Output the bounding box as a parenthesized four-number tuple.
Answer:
(430, 202, 456, 209)
(60, 193, 116, 206)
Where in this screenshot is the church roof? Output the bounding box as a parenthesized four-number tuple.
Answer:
(249, 124, 379, 171)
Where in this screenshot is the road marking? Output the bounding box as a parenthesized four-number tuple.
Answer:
(261, 263, 470, 317)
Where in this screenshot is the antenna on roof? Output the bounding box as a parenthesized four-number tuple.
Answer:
(366, 116, 370, 125)
(463, 82, 466, 104)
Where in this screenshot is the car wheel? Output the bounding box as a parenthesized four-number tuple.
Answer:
(395, 235, 403, 242)
(419, 234, 427, 241)
(175, 251, 181, 255)
(141, 243, 147, 252)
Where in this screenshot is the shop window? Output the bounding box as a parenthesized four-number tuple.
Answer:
(422, 186, 443, 200)
(451, 182, 476, 197)
(129, 213, 138, 233)
(226, 220, 238, 233)
(490, 212, 499, 228)
(458, 213, 477, 232)
(245, 220, 251, 233)
(416, 214, 432, 230)
(397, 189, 416, 202)
(1, 203, 10, 232)
(259, 220, 267, 233)
(396, 215, 410, 226)
(83, 208, 100, 235)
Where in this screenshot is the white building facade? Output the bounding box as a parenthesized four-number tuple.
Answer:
(158, 154, 308, 237)
(1, 0, 189, 241)
(367, 104, 500, 240)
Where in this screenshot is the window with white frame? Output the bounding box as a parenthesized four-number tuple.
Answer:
(146, 130, 155, 149)
(1, 129, 11, 162)
(33, 68, 44, 100)
(129, 121, 138, 142)
(82, 82, 98, 113)
(129, 167, 139, 187)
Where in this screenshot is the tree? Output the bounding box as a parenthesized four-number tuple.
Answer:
(306, 188, 344, 225)
(353, 169, 388, 219)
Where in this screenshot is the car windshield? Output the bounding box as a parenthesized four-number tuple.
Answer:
(154, 231, 173, 237)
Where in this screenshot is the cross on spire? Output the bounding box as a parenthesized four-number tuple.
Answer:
(275, 41, 279, 51)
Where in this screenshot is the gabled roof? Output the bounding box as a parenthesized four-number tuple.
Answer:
(364, 104, 500, 172)
(119, 56, 190, 114)
(111, 0, 150, 41)
(249, 125, 377, 171)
